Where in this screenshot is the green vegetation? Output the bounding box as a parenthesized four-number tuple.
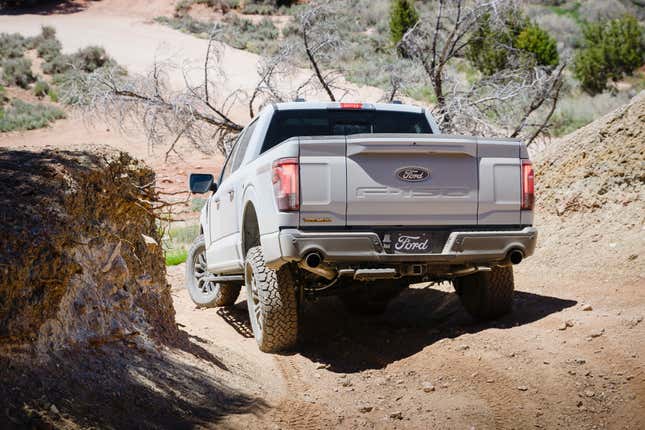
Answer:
(516, 24, 559, 67)
(467, 10, 559, 75)
(573, 15, 645, 94)
(162, 223, 200, 266)
(156, 14, 281, 54)
(33, 80, 50, 98)
(389, 0, 419, 44)
(0, 26, 122, 132)
(0, 99, 65, 132)
(165, 248, 189, 266)
(1, 57, 35, 88)
(0, 33, 27, 59)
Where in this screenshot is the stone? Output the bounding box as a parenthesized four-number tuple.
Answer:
(582, 304, 593, 311)
(422, 383, 435, 393)
(389, 411, 403, 420)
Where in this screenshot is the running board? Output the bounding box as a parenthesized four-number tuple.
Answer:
(204, 275, 244, 283)
(353, 268, 398, 281)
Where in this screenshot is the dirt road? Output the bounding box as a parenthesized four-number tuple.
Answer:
(166, 210, 645, 429)
(1, 2, 643, 428)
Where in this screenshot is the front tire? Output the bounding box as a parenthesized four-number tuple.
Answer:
(453, 265, 515, 320)
(185, 235, 241, 307)
(244, 246, 298, 352)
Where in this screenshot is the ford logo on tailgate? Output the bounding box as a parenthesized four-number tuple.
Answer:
(396, 166, 430, 182)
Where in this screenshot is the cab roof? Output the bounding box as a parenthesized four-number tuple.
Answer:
(273, 101, 425, 114)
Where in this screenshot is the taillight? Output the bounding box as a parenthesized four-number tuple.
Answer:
(340, 102, 363, 109)
(521, 159, 534, 210)
(272, 157, 299, 211)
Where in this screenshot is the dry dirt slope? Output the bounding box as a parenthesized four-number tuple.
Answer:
(0, 149, 278, 429)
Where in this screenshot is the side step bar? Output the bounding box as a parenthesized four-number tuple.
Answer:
(204, 275, 244, 283)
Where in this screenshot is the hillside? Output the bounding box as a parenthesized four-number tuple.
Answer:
(536, 91, 645, 216)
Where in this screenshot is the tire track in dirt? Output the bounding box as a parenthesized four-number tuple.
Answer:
(271, 356, 331, 430)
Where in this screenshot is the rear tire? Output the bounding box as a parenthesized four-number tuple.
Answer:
(453, 265, 514, 320)
(185, 235, 241, 307)
(341, 280, 407, 315)
(244, 246, 298, 352)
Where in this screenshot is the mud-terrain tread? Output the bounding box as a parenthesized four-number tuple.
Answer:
(454, 265, 514, 320)
(245, 246, 298, 352)
(186, 235, 241, 307)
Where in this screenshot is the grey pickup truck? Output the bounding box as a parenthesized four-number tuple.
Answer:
(187, 101, 537, 352)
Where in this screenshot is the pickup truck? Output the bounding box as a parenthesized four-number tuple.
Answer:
(187, 101, 537, 352)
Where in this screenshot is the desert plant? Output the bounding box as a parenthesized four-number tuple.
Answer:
(42, 54, 71, 75)
(1, 57, 35, 88)
(33, 80, 50, 98)
(573, 15, 645, 94)
(389, 0, 419, 44)
(70, 46, 113, 73)
(0, 85, 7, 105)
(0, 33, 27, 60)
(467, 8, 558, 75)
(36, 38, 62, 61)
(516, 24, 559, 67)
(0, 99, 65, 132)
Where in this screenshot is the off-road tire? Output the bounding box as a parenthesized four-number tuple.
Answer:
(185, 235, 241, 307)
(453, 265, 515, 320)
(244, 246, 298, 352)
(341, 280, 407, 315)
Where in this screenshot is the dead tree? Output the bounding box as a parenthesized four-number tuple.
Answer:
(291, 0, 348, 102)
(399, 0, 565, 145)
(64, 30, 245, 157)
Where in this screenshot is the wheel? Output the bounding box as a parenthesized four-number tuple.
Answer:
(244, 246, 298, 352)
(185, 235, 241, 307)
(340, 280, 407, 315)
(453, 265, 515, 320)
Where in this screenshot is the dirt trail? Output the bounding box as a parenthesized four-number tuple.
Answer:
(1, 2, 644, 428)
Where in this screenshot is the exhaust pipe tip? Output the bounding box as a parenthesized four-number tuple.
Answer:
(509, 249, 524, 265)
(304, 251, 323, 268)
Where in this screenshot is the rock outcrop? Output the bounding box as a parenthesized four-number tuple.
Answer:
(0, 148, 178, 357)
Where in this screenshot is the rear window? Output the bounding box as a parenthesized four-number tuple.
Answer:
(262, 109, 432, 153)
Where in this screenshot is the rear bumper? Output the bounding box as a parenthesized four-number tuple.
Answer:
(273, 227, 537, 266)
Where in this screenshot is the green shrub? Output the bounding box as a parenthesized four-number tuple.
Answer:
(516, 24, 559, 67)
(33, 80, 50, 98)
(70, 46, 113, 73)
(36, 37, 62, 61)
(42, 54, 71, 75)
(48, 87, 59, 102)
(0, 99, 65, 132)
(389, 0, 419, 44)
(0, 85, 7, 105)
(573, 15, 645, 94)
(0, 33, 27, 60)
(467, 10, 559, 74)
(1, 57, 35, 88)
(467, 10, 528, 75)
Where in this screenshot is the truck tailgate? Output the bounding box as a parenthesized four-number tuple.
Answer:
(345, 134, 478, 226)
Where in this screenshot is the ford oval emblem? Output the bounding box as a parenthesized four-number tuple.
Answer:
(396, 166, 430, 182)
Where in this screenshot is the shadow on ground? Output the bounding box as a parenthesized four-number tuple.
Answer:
(0, 344, 267, 429)
(218, 286, 576, 373)
(0, 0, 89, 15)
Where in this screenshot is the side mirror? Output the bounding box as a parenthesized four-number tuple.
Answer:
(189, 173, 217, 194)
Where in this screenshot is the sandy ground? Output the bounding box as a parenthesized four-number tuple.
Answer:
(1, 1, 644, 429)
(164, 212, 645, 429)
